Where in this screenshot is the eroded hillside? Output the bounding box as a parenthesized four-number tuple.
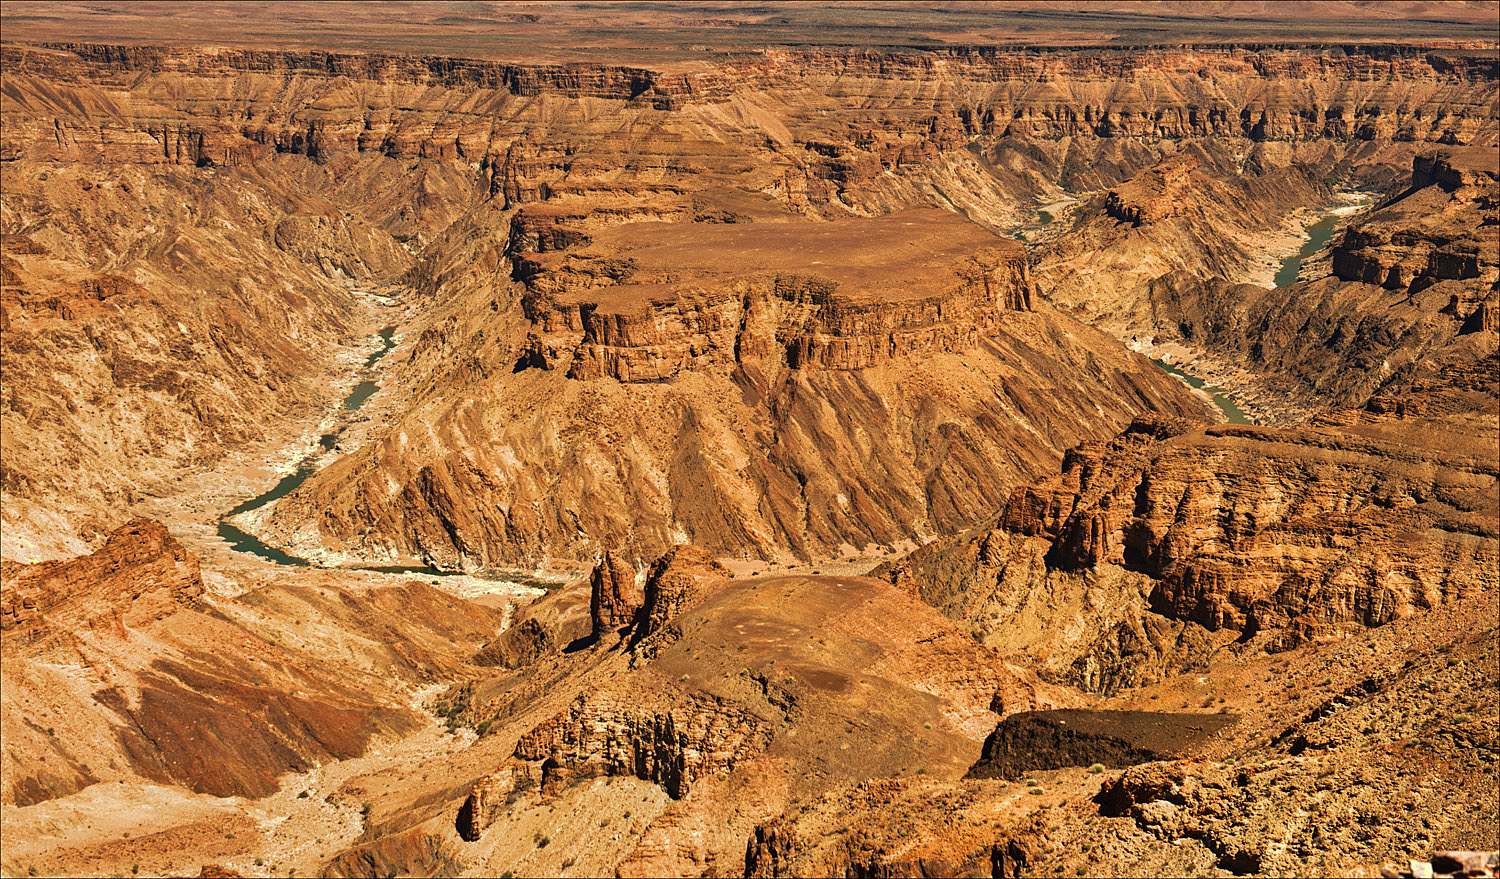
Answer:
(7, 39, 1494, 568)
(1, 17, 1496, 879)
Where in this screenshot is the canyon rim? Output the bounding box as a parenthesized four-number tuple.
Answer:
(1, 2, 1497, 878)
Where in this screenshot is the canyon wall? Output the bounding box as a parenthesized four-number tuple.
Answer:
(1035, 143, 1496, 426)
(5, 40, 1495, 564)
(244, 201, 1201, 568)
(2, 31, 1497, 879)
(888, 354, 1498, 682)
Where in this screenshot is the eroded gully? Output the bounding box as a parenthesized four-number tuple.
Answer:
(218, 201, 1362, 572)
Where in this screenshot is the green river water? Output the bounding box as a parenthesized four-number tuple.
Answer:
(1149, 357, 1254, 425)
(1274, 213, 1344, 287)
(215, 327, 480, 578)
(1148, 206, 1352, 425)
(219, 208, 1349, 568)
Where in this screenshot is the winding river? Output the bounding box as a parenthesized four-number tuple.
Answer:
(1149, 357, 1255, 425)
(1274, 211, 1347, 288)
(219, 201, 1359, 568)
(1146, 199, 1365, 426)
(214, 326, 474, 577)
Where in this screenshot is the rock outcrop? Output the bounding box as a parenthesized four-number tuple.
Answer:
(891, 354, 1498, 661)
(515, 689, 772, 799)
(870, 496, 1229, 695)
(1105, 155, 1200, 226)
(473, 617, 562, 670)
(457, 760, 540, 842)
(590, 550, 641, 640)
(635, 545, 728, 642)
(473, 573, 593, 669)
(420, 562, 1045, 874)
(1005, 411, 1497, 647)
(1, 518, 202, 650)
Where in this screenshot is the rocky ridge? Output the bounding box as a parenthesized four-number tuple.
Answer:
(1, 26, 1498, 879)
(884, 367, 1497, 683)
(244, 198, 1201, 569)
(339, 544, 1069, 878)
(0, 518, 506, 811)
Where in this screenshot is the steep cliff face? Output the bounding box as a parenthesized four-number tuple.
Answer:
(517, 207, 1035, 381)
(1018, 420, 1495, 646)
(870, 516, 1229, 696)
(894, 352, 1499, 659)
(11, 43, 1493, 158)
(514, 688, 772, 800)
(5, 43, 1493, 227)
(243, 200, 1201, 569)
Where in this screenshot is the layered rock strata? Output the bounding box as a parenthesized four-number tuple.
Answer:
(871, 504, 1230, 695)
(1, 30, 1497, 879)
(7, 43, 1492, 173)
(892, 370, 1498, 662)
(515, 689, 772, 800)
(634, 545, 729, 642)
(247, 202, 1203, 568)
(0, 518, 202, 651)
(0, 519, 504, 806)
(518, 207, 1035, 381)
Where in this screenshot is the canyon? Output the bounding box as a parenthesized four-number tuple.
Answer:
(0, 3, 1496, 878)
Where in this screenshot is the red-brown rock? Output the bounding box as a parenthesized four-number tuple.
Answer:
(590, 550, 641, 640)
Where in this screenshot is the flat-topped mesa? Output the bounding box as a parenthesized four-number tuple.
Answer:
(515, 208, 1034, 383)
